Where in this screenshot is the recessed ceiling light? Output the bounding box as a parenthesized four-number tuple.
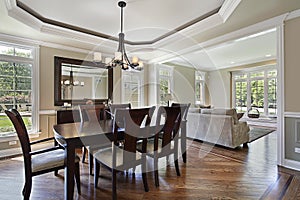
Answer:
(230, 61, 235, 64)
(265, 54, 272, 57)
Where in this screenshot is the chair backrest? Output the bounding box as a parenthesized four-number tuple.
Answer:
(109, 103, 131, 116)
(155, 106, 182, 148)
(78, 104, 106, 123)
(113, 107, 155, 166)
(171, 103, 191, 121)
(5, 109, 32, 167)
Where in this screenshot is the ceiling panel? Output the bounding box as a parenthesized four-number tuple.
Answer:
(167, 28, 277, 70)
(19, 0, 224, 42)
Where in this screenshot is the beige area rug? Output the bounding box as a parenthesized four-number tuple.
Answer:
(248, 126, 276, 142)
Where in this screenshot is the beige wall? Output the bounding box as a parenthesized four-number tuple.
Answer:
(284, 17, 300, 112)
(173, 66, 195, 105)
(284, 16, 300, 162)
(39, 46, 94, 138)
(207, 69, 231, 108)
(39, 46, 89, 110)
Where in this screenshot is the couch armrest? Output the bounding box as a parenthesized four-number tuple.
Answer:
(232, 121, 250, 145)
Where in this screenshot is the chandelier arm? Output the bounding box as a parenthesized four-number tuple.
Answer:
(123, 52, 132, 68)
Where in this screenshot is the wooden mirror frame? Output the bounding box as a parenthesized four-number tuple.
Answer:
(54, 56, 113, 106)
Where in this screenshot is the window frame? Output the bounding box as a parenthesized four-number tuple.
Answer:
(157, 65, 173, 106)
(121, 69, 144, 107)
(232, 64, 277, 117)
(0, 41, 39, 139)
(195, 70, 206, 105)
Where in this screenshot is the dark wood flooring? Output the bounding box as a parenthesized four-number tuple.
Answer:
(1, 130, 300, 199)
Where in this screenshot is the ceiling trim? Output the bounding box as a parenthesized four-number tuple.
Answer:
(5, 0, 241, 48)
(286, 8, 300, 20)
(15, 0, 221, 46)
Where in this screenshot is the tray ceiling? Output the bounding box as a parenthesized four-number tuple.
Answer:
(14, 0, 225, 44)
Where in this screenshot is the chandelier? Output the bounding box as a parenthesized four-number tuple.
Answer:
(103, 1, 143, 71)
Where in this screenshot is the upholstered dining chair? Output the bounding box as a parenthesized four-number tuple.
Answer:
(138, 106, 182, 187)
(5, 109, 81, 200)
(93, 107, 155, 200)
(78, 104, 109, 175)
(171, 103, 191, 163)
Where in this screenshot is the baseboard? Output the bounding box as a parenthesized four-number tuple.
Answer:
(282, 159, 300, 171)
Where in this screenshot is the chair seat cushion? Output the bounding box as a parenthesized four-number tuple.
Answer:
(94, 147, 142, 171)
(32, 149, 80, 173)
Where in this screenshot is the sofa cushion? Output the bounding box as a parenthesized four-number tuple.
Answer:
(201, 108, 238, 124)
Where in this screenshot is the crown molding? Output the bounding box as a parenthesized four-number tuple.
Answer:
(219, 0, 242, 22)
(286, 8, 300, 21)
(5, 0, 241, 50)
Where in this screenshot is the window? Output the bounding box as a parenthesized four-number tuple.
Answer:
(0, 42, 38, 137)
(234, 73, 248, 113)
(232, 65, 277, 117)
(122, 70, 144, 107)
(195, 71, 206, 105)
(158, 66, 173, 106)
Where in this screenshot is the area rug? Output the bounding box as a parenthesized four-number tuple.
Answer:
(248, 127, 276, 142)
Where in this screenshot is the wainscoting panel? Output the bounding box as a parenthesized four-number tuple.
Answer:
(284, 116, 300, 162)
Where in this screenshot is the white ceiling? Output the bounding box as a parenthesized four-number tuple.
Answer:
(2, 0, 298, 71)
(18, 0, 224, 43)
(167, 28, 277, 70)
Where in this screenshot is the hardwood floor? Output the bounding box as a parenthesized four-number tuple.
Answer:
(1, 130, 300, 199)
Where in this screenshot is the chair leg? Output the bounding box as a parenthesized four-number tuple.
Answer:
(22, 179, 32, 200)
(174, 153, 180, 176)
(154, 157, 159, 187)
(89, 153, 93, 175)
(112, 169, 117, 200)
(82, 147, 87, 163)
(74, 162, 81, 195)
(181, 123, 187, 163)
(94, 160, 100, 188)
(174, 159, 180, 176)
(142, 162, 149, 192)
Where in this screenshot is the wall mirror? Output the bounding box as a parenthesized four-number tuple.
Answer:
(54, 56, 113, 106)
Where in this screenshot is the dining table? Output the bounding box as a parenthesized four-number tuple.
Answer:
(53, 119, 115, 200)
(53, 119, 165, 200)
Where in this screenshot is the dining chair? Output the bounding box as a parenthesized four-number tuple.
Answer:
(138, 106, 182, 187)
(93, 107, 155, 200)
(78, 104, 109, 175)
(107, 103, 131, 119)
(5, 109, 81, 199)
(171, 103, 191, 163)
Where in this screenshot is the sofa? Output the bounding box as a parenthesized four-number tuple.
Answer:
(187, 108, 250, 148)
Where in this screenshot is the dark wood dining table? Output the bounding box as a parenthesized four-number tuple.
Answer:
(53, 119, 165, 200)
(53, 120, 115, 200)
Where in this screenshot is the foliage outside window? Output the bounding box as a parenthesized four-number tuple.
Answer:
(195, 71, 205, 105)
(0, 42, 37, 137)
(232, 65, 277, 117)
(159, 67, 173, 106)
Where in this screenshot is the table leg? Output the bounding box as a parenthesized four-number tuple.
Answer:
(65, 142, 75, 200)
(181, 121, 187, 163)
